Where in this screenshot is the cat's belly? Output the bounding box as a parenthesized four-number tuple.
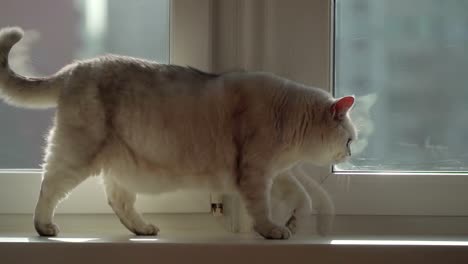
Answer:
(102, 160, 236, 194)
(97, 135, 237, 194)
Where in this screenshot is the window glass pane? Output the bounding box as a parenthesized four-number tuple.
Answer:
(0, 0, 170, 169)
(335, 0, 468, 171)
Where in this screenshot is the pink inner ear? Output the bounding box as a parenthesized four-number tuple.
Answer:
(331, 96, 355, 115)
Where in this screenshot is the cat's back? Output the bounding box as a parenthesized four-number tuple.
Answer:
(79, 55, 216, 92)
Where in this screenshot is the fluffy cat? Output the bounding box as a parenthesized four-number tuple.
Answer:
(0, 27, 356, 239)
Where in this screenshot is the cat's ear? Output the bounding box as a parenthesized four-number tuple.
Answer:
(330, 96, 355, 121)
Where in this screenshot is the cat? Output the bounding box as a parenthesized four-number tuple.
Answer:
(0, 27, 356, 239)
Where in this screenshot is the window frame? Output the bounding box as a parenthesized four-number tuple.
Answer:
(2, 0, 467, 222)
(0, 0, 214, 215)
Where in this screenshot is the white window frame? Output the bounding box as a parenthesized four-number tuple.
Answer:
(0, 0, 214, 215)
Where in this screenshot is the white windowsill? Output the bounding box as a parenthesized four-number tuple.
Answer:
(1, 214, 468, 263)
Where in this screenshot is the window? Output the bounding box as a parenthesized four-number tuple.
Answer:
(0, 0, 169, 169)
(2, 0, 467, 235)
(328, 0, 468, 216)
(334, 0, 468, 172)
(0, 0, 212, 214)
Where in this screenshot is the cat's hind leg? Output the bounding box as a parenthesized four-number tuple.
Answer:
(34, 164, 91, 236)
(104, 177, 159, 236)
(34, 83, 109, 236)
(34, 130, 96, 236)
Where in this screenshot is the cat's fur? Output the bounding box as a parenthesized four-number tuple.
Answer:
(0, 27, 356, 239)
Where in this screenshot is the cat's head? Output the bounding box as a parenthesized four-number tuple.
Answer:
(304, 96, 357, 166)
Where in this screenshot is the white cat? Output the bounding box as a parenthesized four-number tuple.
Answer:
(0, 27, 356, 239)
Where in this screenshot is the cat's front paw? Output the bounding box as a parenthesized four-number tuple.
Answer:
(133, 223, 159, 236)
(35, 222, 60, 237)
(255, 224, 291, 240)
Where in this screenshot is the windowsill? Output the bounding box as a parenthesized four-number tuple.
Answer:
(0, 213, 245, 244)
(1, 214, 468, 263)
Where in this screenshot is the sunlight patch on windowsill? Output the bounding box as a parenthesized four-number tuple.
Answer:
(331, 239, 468, 246)
(129, 238, 159, 242)
(48, 237, 99, 243)
(333, 170, 468, 176)
(0, 237, 30, 243)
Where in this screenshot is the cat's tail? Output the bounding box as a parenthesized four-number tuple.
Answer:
(0, 27, 63, 108)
